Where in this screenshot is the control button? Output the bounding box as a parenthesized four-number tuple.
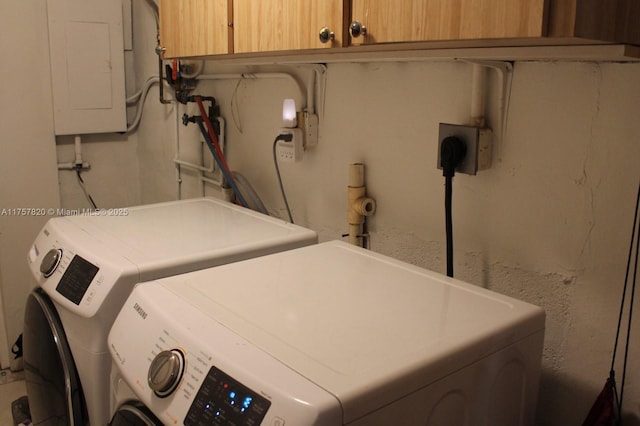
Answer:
(40, 248, 63, 278)
(148, 349, 185, 398)
(273, 417, 286, 426)
(28, 246, 38, 263)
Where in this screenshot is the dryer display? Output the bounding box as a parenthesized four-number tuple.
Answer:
(56, 254, 99, 305)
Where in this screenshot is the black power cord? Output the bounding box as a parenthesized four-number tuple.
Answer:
(75, 168, 98, 210)
(272, 133, 295, 223)
(440, 136, 466, 278)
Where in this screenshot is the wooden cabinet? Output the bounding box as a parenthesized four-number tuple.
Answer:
(348, 0, 640, 47)
(548, 0, 640, 45)
(233, 0, 346, 53)
(159, 0, 345, 56)
(157, 0, 640, 59)
(348, 0, 548, 45)
(159, 0, 232, 58)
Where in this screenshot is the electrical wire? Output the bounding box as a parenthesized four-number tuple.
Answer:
(444, 175, 454, 277)
(127, 76, 162, 133)
(611, 180, 640, 419)
(230, 78, 244, 133)
(440, 136, 466, 278)
(272, 137, 294, 223)
(76, 169, 98, 210)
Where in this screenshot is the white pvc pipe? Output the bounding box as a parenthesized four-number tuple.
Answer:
(74, 135, 82, 165)
(347, 163, 376, 247)
(174, 101, 182, 200)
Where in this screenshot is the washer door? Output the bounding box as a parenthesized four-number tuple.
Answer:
(110, 402, 163, 426)
(23, 288, 87, 425)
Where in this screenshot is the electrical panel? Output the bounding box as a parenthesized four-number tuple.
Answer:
(47, 0, 127, 135)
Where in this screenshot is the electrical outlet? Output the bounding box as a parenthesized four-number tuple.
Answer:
(438, 123, 492, 175)
(299, 112, 319, 148)
(276, 128, 303, 163)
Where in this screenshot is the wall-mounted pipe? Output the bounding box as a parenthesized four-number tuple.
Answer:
(74, 135, 83, 166)
(347, 163, 376, 247)
(470, 64, 487, 128)
(197, 64, 327, 117)
(57, 135, 90, 170)
(459, 59, 514, 154)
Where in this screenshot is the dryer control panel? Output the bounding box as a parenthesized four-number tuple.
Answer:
(108, 282, 342, 426)
(28, 218, 138, 318)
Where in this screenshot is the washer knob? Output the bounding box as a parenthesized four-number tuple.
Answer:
(40, 248, 62, 278)
(148, 349, 185, 398)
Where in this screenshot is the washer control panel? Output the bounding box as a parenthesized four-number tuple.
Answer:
(108, 282, 342, 426)
(185, 365, 271, 425)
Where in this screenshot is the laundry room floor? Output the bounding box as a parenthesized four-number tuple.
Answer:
(0, 371, 27, 426)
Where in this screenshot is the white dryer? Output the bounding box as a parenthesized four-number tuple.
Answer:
(23, 197, 316, 426)
(109, 240, 545, 426)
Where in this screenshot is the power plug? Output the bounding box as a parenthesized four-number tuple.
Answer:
(437, 123, 492, 175)
(276, 128, 303, 163)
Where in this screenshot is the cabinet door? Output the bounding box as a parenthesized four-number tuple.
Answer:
(159, 0, 232, 58)
(234, 0, 346, 53)
(349, 0, 548, 45)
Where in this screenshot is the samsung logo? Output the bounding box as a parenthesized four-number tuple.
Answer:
(133, 303, 148, 320)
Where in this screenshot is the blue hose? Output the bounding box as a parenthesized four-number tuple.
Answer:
(196, 120, 249, 207)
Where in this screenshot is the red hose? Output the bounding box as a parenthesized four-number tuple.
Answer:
(195, 96, 246, 207)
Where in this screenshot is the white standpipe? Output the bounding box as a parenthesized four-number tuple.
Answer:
(58, 135, 89, 170)
(74, 135, 83, 166)
(347, 163, 376, 246)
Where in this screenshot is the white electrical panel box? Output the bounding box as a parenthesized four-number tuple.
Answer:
(47, 0, 127, 135)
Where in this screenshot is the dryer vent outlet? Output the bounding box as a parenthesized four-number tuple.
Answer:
(437, 123, 493, 175)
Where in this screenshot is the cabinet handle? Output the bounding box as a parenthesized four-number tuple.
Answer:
(349, 21, 367, 38)
(155, 44, 166, 58)
(319, 27, 335, 44)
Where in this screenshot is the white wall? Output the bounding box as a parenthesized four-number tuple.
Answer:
(0, 1, 61, 370)
(4, 2, 638, 425)
(56, 133, 140, 210)
(131, 7, 640, 421)
(0, 1, 140, 369)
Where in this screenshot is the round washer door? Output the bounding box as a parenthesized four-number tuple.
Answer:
(23, 288, 87, 425)
(110, 402, 163, 426)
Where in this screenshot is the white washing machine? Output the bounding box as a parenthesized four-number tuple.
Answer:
(23, 197, 317, 426)
(109, 240, 545, 426)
